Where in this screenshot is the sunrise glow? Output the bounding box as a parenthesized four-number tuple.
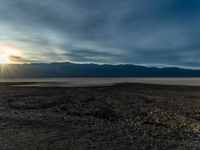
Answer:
(0, 54, 9, 64)
(0, 45, 22, 64)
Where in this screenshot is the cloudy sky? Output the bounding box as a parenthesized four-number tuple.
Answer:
(0, 0, 200, 68)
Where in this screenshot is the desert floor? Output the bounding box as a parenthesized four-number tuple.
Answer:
(0, 83, 200, 149)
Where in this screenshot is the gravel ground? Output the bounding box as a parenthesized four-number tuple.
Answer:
(0, 83, 200, 149)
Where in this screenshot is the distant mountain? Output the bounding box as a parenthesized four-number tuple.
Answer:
(1, 62, 200, 78)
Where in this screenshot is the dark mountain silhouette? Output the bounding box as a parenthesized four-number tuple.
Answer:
(1, 62, 200, 78)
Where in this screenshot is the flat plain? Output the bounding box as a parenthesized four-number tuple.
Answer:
(0, 83, 200, 149)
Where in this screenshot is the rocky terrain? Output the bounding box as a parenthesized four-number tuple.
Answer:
(0, 83, 200, 149)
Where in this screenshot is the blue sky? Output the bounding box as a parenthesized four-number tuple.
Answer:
(0, 0, 200, 68)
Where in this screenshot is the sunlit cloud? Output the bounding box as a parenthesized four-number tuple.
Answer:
(0, 45, 27, 64)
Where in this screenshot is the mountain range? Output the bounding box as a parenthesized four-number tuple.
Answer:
(1, 62, 200, 78)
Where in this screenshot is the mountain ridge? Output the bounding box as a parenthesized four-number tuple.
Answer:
(1, 62, 200, 78)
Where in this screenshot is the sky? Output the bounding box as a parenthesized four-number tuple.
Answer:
(0, 0, 200, 68)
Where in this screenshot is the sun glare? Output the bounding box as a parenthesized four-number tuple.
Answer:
(0, 54, 9, 64)
(0, 45, 22, 64)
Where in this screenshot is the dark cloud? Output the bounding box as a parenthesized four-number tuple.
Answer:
(9, 55, 38, 64)
(9, 56, 22, 62)
(64, 48, 119, 63)
(0, 0, 200, 67)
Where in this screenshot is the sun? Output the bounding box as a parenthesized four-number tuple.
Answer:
(0, 45, 22, 64)
(0, 54, 10, 64)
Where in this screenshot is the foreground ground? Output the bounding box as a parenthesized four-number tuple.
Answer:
(0, 83, 200, 149)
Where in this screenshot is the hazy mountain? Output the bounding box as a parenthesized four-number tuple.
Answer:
(1, 63, 200, 78)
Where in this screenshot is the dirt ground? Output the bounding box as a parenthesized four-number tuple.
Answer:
(0, 83, 200, 149)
